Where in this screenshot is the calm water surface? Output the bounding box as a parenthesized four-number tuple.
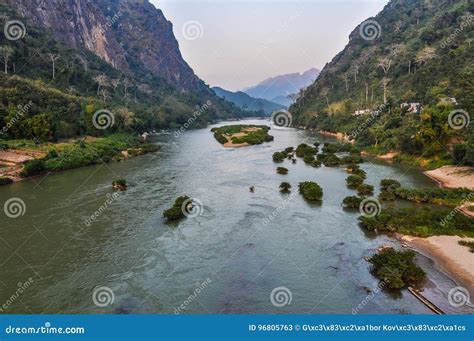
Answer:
(0, 119, 470, 314)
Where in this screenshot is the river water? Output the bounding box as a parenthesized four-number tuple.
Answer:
(0, 119, 470, 314)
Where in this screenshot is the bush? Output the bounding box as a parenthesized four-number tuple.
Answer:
(303, 155, 315, 164)
(296, 143, 316, 157)
(0, 177, 13, 186)
(369, 248, 425, 289)
(340, 154, 364, 164)
(299, 181, 323, 201)
(319, 153, 341, 167)
(20, 159, 46, 177)
(346, 175, 364, 188)
(112, 179, 127, 190)
(284, 147, 294, 153)
(311, 159, 322, 168)
(342, 196, 362, 208)
(380, 179, 402, 192)
(346, 163, 360, 173)
(352, 168, 367, 180)
(272, 152, 286, 162)
(276, 167, 288, 174)
(280, 182, 291, 193)
(163, 196, 190, 221)
(357, 184, 374, 196)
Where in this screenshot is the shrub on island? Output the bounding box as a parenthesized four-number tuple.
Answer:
(280, 182, 291, 193)
(341, 154, 364, 164)
(369, 248, 426, 289)
(318, 153, 341, 167)
(112, 179, 127, 191)
(303, 155, 315, 164)
(342, 196, 363, 208)
(163, 196, 190, 221)
(346, 163, 360, 173)
(277, 167, 289, 174)
(346, 175, 364, 188)
(352, 168, 367, 180)
(357, 184, 374, 196)
(273, 152, 286, 163)
(380, 179, 402, 192)
(298, 181, 323, 201)
(296, 143, 317, 157)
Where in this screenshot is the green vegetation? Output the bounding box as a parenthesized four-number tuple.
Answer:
(298, 181, 323, 201)
(380, 179, 402, 192)
(295, 143, 317, 157)
(17, 135, 158, 177)
(369, 248, 426, 289)
(346, 175, 364, 188)
(318, 153, 341, 167)
(342, 196, 363, 209)
(357, 184, 374, 196)
(279, 182, 292, 193)
(359, 206, 474, 237)
(322, 142, 356, 154)
(0, 177, 13, 186)
(394, 187, 473, 207)
(276, 167, 289, 175)
(273, 152, 286, 163)
(290, 0, 474, 166)
(112, 179, 127, 191)
(458, 240, 474, 253)
(163, 196, 189, 221)
(211, 125, 273, 146)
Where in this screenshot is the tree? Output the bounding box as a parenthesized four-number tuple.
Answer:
(0, 46, 13, 74)
(298, 181, 323, 201)
(93, 74, 109, 95)
(378, 57, 392, 103)
(48, 53, 60, 79)
(415, 47, 437, 67)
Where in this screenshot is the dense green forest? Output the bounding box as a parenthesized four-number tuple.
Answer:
(290, 0, 474, 167)
(0, 3, 245, 143)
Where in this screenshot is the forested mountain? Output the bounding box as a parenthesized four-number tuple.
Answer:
(212, 86, 286, 115)
(0, 0, 243, 141)
(243, 68, 320, 107)
(291, 0, 473, 167)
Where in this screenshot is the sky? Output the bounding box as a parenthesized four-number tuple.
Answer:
(151, 0, 388, 91)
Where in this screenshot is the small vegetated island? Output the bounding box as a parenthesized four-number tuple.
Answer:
(211, 125, 274, 148)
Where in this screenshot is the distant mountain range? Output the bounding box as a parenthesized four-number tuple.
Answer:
(211, 87, 285, 115)
(242, 68, 320, 107)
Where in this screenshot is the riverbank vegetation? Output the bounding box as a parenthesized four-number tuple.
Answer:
(342, 196, 363, 209)
(359, 206, 474, 238)
(458, 240, 474, 253)
(1, 135, 159, 179)
(369, 248, 426, 289)
(211, 125, 273, 146)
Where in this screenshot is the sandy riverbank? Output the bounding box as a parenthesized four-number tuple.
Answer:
(400, 235, 474, 294)
(424, 166, 474, 190)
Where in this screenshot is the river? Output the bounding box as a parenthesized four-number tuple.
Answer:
(0, 119, 470, 314)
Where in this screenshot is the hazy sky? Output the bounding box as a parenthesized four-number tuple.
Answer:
(151, 0, 388, 91)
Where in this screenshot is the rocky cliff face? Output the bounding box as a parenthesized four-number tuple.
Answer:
(3, 0, 200, 91)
